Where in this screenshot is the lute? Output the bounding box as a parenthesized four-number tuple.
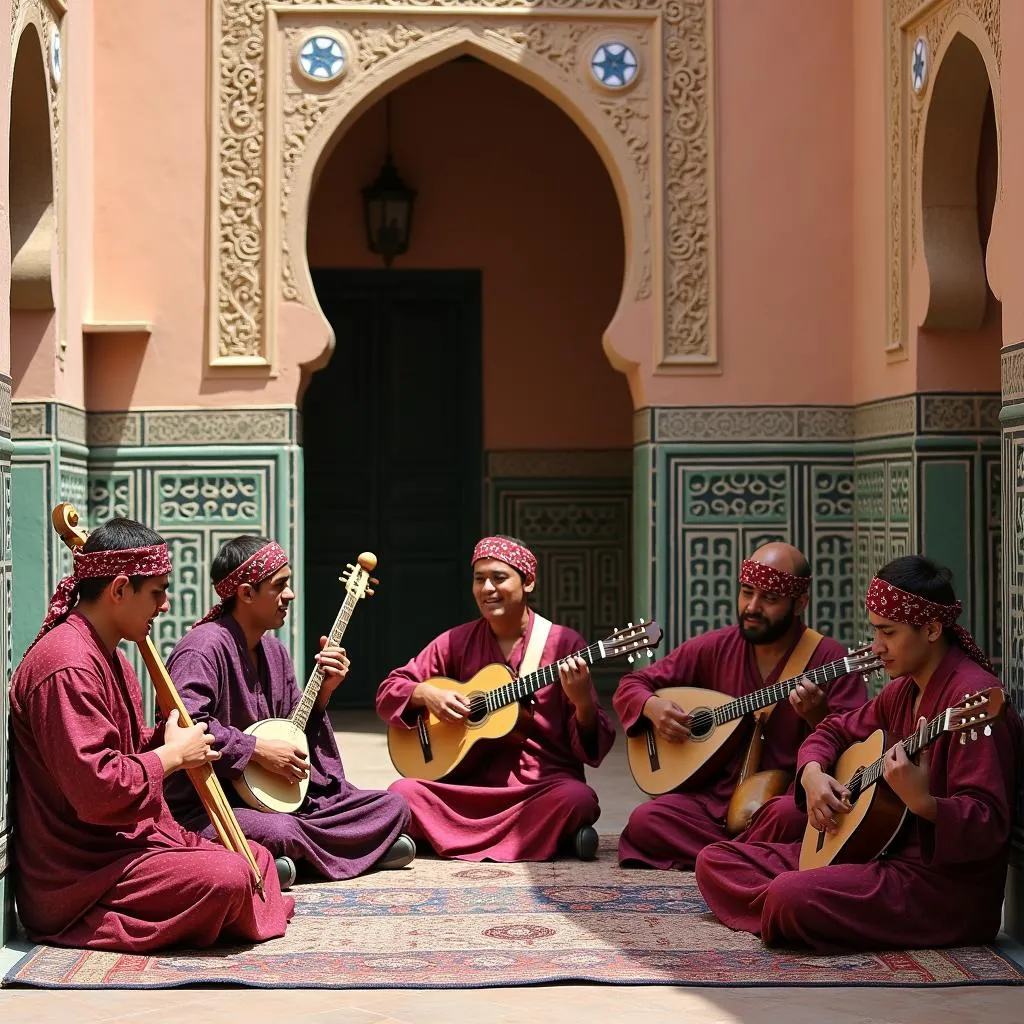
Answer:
(233, 552, 378, 814)
(799, 687, 1005, 870)
(627, 644, 883, 795)
(388, 620, 663, 781)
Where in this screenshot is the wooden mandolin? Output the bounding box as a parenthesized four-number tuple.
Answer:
(626, 644, 883, 796)
(799, 687, 1005, 871)
(388, 620, 662, 781)
(233, 553, 377, 814)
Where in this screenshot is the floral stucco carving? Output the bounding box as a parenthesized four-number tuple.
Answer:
(212, 0, 715, 370)
(887, 0, 999, 358)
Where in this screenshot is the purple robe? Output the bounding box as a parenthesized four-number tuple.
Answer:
(695, 646, 1023, 950)
(614, 624, 869, 869)
(165, 615, 410, 880)
(9, 612, 292, 951)
(376, 610, 616, 861)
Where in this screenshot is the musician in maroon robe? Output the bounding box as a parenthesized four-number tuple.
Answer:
(9, 518, 293, 952)
(165, 537, 413, 888)
(376, 535, 616, 861)
(615, 543, 869, 870)
(696, 555, 1022, 951)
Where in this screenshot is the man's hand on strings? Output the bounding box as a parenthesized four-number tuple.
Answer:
(643, 695, 692, 744)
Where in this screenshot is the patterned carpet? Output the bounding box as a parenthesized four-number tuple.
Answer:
(5, 839, 1023, 989)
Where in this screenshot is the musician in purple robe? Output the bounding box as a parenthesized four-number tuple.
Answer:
(695, 555, 1023, 951)
(165, 537, 414, 889)
(376, 535, 616, 861)
(614, 543, 869, 870)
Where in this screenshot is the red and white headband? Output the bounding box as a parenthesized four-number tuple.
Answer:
(30, 544, 172, 650)
(471, 537, 537, 583)
(865, 577, 994, 674)
(739, 558, 811, 598)
(194, 541, 289, 627)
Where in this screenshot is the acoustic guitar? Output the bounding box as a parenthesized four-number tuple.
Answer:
(388, 620, 663, 781)
(232, 552, 378, 814)
(799, 686, 1005, 871)
(626, 644, 883, 796)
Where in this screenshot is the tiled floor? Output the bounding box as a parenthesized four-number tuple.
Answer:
(2, 711, 1022, 1023)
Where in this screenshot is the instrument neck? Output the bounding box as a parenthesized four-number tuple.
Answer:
(711, 656, 851, 726)
(289, 592, 357, 730)
(485, 640, 605, 712)
(848, 712, 946, 799)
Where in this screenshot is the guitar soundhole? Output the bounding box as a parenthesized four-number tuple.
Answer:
(689, 708, 715, 741)
(467, 693, 488, 725)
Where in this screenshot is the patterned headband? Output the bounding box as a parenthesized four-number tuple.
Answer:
(471, 537, 538, 583)
(30, 544, 173, 651)
(193, 541, 289, 627)
(865, 577, 994, 675)
(739, 558, 811, 598)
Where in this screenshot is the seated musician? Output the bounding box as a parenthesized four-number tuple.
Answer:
(695, 555, 1022, 950)
(164, 536, 414, 889)
(376, 535, 616, 861)
(9, 518, 292, 952)
(615, 542, 868, 870)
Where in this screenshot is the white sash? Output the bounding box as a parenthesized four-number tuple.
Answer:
(519, 612, 553, 678)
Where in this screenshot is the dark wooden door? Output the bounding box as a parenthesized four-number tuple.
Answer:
(303, 270, 482, 707)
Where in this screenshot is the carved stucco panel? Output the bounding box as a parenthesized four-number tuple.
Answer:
(887, 0, 1000, 357)
(213, 0, 715, 370)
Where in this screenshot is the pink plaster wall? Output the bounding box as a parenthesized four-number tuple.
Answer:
(89, 0, 217, 411)
(640, 0, 855, 408)
(306, 60, 631, 451)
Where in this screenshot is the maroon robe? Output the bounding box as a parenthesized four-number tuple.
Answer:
(376, 610, 616, 861)
(164, 616, 410, 880)
(695, 646, 1022, 951)
(614, 624, 868, 869)
(8, 612, 293, 952)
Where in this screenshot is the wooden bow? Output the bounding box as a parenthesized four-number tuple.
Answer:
(50, 502, 265, 899)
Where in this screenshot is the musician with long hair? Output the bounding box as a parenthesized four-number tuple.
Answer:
(163, 536, 414, 889)
(8, 518, 293, 952)
(376, 535, 616, 861)
(695, 554, 1023, 950)
(614, 542, 868, 870)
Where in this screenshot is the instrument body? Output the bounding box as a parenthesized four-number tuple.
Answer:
(389, 621, 662, 781)
(726, 769, 793, 836)
(236, 719, 310, 813)
(626, 646, 882, 796)
(233, 553, 377, 814)
(799, 687, 1005, 871)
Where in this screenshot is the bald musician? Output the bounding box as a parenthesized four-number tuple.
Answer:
(614, 542, 869, 870)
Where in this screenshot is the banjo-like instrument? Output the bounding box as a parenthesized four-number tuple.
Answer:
(233, 552, 378, 814)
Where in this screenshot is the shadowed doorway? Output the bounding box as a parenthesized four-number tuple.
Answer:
(303, 269, 482, 706)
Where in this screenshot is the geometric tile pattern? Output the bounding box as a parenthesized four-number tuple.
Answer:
(660, 453, 855, 651)
(488, 472, 632, 694)
(1001, 420, 1024, 839)
(0, 377, 11, 944)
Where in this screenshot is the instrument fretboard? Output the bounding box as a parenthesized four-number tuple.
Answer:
(290, 590, 359, 731)
(484, 640, 606, 712)
(710, 655, 860, 726)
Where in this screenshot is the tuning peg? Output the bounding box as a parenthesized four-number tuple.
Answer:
(971, 728, 978, 741)
(985, 724, 992, 737)
(639, 618, 645, 624)
(627, 621, 634, 628)
(371, 577, 380, 585)
(646, 650, 654, 659)
(960, 734, 967, 745)
(627, 654, 634, 663)
(366, 588, 375, 596)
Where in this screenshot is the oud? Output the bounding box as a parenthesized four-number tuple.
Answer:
(799, 687, 1004, 871)
(233, 553, 377, 814)
(389, 620, 662, 781)
(626, 645, 882, 796)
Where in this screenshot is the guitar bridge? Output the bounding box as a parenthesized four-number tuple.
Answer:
(645, 726, 660, 772)
(417, 715, 433, 764)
